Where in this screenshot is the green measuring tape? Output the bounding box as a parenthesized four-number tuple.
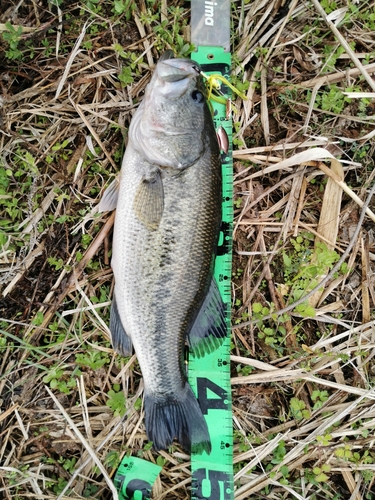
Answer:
(114, 456, 162, 500)
(189, 46, 234, 500)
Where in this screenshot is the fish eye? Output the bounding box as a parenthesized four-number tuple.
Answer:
(191, 90, 204, 104)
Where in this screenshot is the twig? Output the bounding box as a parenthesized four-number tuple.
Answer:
(295, 62, 375, 89)
(316, 161, 375, 223)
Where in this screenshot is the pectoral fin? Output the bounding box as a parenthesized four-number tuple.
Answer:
(98, 176, 120, 212)
(110, 294, 133, 357)
(133, 171, 164, 230)
(188, 278, 227, 358)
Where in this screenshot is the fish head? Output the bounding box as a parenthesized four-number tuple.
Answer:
(129, 53, 216, 170)
(155, 52, 201, 99)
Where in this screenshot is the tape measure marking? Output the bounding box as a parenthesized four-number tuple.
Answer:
(189, 45, 234, 500)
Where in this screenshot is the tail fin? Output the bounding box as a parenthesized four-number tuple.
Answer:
(144, 384, 211, 455)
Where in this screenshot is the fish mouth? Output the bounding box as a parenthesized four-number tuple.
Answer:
(157, 57, 200, 83)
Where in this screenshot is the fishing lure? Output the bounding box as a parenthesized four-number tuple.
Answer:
(200, 71, 247, 107)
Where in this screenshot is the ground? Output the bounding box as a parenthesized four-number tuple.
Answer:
(1, 0, 375, 499)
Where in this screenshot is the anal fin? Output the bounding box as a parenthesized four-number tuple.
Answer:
(110, 294, 133, 357)
(188, 278, 227, 358)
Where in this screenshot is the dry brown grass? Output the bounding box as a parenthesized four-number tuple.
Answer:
(0, 0, 375, 499)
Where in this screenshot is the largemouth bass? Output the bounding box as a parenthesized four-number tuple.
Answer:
(100, 51, 226, 454)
